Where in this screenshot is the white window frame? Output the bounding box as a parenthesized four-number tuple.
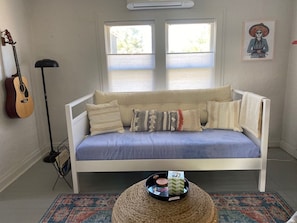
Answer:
(102, 18, 218, 92)
(165, 19, 216, 90)
(104, 21, 155, 92)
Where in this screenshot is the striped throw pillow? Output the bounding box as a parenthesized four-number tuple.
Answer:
(204, 100, 243, 132)
(130, 109, 202, 132)
(86, 100, 124, 136)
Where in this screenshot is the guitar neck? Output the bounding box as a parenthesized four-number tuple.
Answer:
(12, 45, 23, 82)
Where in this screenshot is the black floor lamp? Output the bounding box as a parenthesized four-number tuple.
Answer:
(35, 59, 59, 163)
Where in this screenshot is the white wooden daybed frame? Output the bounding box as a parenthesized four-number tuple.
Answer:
(65, 89, 270, 193)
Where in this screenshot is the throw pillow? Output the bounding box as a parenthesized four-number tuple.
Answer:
(181, 109, 202, 131)
(204, 100, 243, 132)
(86, 100, 124, 136)
(130, 109, 202, 132)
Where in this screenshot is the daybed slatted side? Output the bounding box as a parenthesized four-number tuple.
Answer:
(65, 93, 93, 193)
(232, 89, 270, 192)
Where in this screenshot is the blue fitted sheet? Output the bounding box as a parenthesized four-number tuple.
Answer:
(76, 129, 260, 160)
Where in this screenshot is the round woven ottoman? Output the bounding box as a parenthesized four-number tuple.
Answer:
(112, 180, 217, 223)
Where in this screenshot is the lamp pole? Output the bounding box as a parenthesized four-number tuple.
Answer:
(35, 59, 59, 163)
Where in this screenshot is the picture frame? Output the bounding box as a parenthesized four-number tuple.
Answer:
(242, 20, 275, 61)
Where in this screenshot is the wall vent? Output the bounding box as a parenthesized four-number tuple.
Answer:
(127, 0, 194, 10)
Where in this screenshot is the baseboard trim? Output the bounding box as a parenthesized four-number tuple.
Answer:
(0, 140, 68, 193)
(268, 140, 280, 148)
(0, 147, 47, 193)
(280, 140, 297, 159)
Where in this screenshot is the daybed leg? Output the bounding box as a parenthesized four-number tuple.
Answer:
(71, 170, 80, 193)
(258, 169, 266, 192)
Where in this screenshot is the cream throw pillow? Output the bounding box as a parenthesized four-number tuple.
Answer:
(181, 109, 202, 131)
(204, 100, 243, 132)
(86, 100, 124, 136)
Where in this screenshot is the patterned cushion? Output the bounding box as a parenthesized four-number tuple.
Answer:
(86, 100, 124, 136)
(204, 100, 243, 132)
(130, 109, 202, 132)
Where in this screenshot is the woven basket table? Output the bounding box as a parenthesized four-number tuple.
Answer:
(112, 180, 217, 223)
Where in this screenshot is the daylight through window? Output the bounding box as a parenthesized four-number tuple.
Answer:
(104, 19, 215, 92)
(166, 21, 215, 90)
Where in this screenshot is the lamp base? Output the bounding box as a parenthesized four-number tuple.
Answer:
(43, 151, 60, 163)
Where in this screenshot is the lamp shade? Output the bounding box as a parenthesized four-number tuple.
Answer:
(35, 59, 59, 68)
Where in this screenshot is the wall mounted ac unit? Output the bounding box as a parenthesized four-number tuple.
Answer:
(127, 0, 194, 10)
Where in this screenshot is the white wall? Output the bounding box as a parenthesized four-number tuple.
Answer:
(28, 0, 102, 145)
(0, 0, 42, 191)
(28, 0, 294, 146)
(0, 0, 295, 191)
(196, 0, 293, 146)
(281, 1, 297, 158)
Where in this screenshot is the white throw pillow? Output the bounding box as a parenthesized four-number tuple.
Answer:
(204, 100, 243, 132)
(86, 100, 124, 136)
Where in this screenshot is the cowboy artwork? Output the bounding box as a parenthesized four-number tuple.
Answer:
(247, 23, 270, 58)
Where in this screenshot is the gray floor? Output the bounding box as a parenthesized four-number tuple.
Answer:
(0, 148, 296, 223)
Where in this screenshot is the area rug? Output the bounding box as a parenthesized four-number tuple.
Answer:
(39, 192, 295, 223)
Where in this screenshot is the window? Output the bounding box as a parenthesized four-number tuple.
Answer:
(104, 19, 216, 92)
(104, 22, 154, 92)
(166, 20, 216, 90)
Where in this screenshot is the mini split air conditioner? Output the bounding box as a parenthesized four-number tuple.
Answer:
(127, 0, 194, 10)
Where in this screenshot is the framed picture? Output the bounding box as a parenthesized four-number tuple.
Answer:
(242, 20, 275, 61)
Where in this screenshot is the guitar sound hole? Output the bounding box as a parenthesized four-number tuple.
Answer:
(19, 84, 25, 92)
(19, 84, 29, 97)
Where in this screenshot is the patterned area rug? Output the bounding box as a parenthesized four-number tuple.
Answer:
(39, 192, 295, 223)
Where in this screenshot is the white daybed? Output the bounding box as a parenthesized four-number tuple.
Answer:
(65, 86, 270, 193)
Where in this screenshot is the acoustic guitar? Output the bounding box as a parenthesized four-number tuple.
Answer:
(1, 29, 34, 118)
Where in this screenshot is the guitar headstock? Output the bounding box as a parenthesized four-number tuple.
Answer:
(1, 29, 16, 46)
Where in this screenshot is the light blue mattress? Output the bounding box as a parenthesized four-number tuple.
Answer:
(76, 129, 260, 160)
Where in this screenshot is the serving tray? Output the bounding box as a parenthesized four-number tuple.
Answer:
(145, 172, 189, 201)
